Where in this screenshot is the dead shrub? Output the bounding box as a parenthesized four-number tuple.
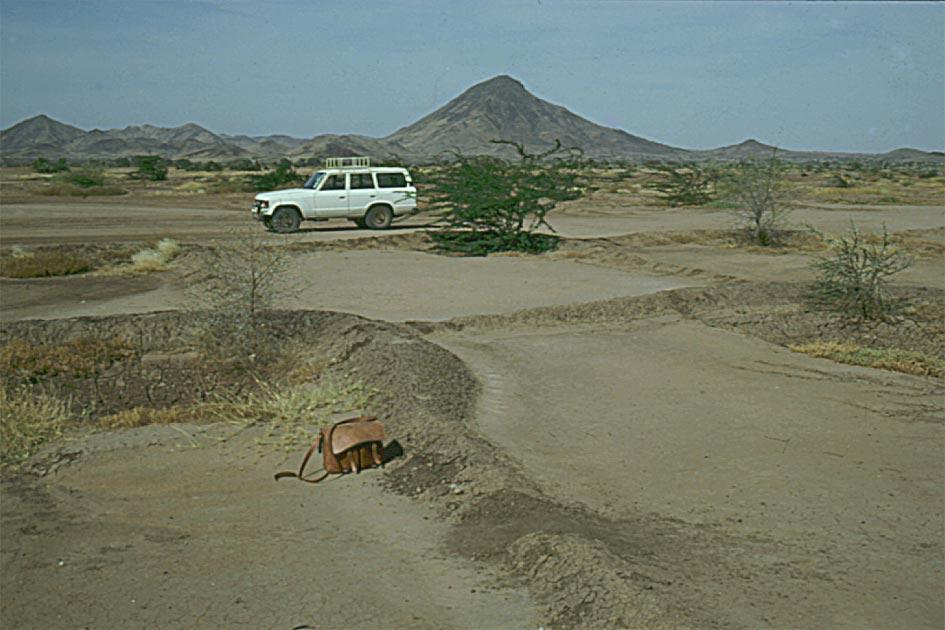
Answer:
(722, 155, 795, 246)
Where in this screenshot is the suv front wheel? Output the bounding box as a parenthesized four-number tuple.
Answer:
(364, 205, 393, 230)
(270, 206, 301, 234)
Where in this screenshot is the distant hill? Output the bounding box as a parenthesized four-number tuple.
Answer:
(2, 78, 942, 164)
(0, 115, 247, 161)
(0, 114, 85, 156)
(698, 139, 782, 160)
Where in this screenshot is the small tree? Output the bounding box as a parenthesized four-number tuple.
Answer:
(61, 167, 105, 188)
(646, 163, 716, 207)
(32, 157, 69, 173)
(723, 155, 794, 245)
(426, 139, 584, 255)
(188, 227, 294, 367)
(134, 155, 168, 181)
(811, 222, 913, 320)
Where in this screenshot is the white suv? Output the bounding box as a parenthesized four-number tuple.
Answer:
(251, 157, 417, 233)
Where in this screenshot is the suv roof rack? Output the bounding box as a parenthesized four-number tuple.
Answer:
(325, 156, 371, 168)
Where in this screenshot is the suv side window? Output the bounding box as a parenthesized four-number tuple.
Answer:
(350, 173, 375, 189)
(376, 173, 407, 188)
(321, 174, 345, 190)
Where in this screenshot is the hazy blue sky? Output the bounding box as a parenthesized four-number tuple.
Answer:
(1, 0, 942, 152)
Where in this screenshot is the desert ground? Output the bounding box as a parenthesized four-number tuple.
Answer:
(1, 168, 943, 628)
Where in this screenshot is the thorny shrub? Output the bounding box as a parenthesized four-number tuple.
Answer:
(811, 222, 913, 320)
(426, 139, 585, 255)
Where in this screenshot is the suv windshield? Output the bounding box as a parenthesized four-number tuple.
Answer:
(303, 171, 326, 189)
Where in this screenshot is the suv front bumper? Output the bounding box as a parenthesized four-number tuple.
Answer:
(251, 202, 272, 219)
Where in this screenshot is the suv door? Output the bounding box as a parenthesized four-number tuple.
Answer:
(313, 173, 349, 217)
(346, 172, 377, 217)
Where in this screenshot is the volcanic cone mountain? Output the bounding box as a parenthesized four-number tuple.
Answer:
(385, 75, 681, 160)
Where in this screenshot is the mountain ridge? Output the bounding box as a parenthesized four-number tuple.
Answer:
(1, 78, 941, 163)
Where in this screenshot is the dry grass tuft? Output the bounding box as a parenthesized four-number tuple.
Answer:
(128, 238, 182, 272)
(98, 401, 243, 429)
(97, 379, 372, 454)
(242, 380, 373, 453)
(789, 341, 944, 378)
(1, 337, 134, 380)
(0, 249, 94, 278)
(0, 387, 69, 468)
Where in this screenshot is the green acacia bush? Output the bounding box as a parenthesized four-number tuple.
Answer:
(32, 157, 69, 173)
(811, 222, 913, 320)
(62, 167, 105, 188)
(426, 140, 584, 255)
(134, 155, 169, 181)
(646, 163, 717, 206)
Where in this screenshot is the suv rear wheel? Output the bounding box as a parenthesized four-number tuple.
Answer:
(364, 205, 393, 230)
(270, 206, 301, 233)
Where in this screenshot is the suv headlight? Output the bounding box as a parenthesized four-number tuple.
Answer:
(255, 200, 269, 209)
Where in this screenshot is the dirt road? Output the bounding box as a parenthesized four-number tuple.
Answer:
(1, 199, 942, 245)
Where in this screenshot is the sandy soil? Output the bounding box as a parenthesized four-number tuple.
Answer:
(0, 250, 699, 322)
(2, 424, 537, 629)
(2, 198, 943, 628)
(434, 319, 943, 628)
